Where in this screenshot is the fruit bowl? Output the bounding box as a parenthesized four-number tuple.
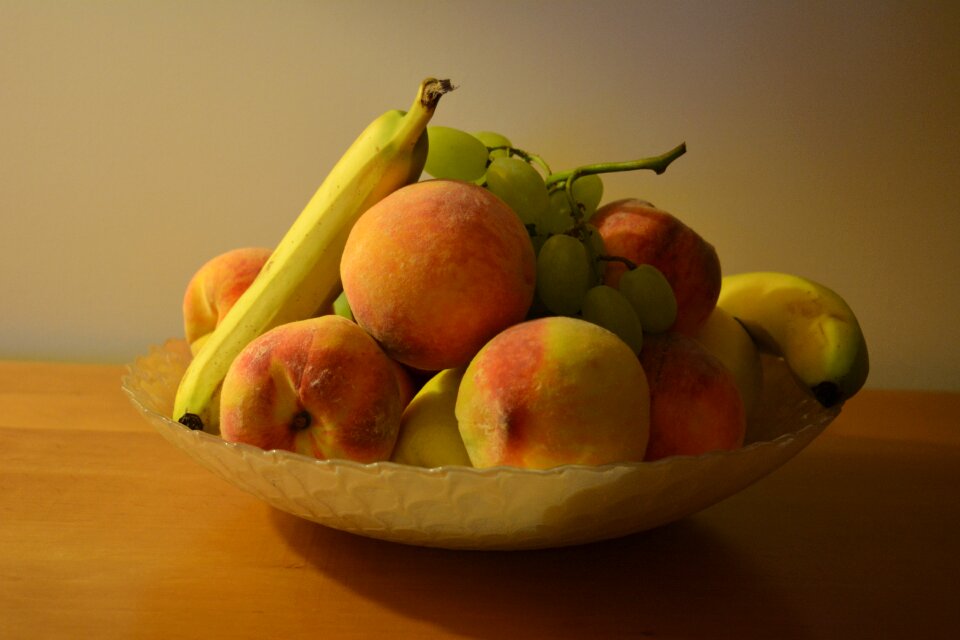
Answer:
(122, 338, 840, 550)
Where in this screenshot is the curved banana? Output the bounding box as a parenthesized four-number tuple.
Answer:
(173, 77, 453, 431)
(717, 271, 869, 408)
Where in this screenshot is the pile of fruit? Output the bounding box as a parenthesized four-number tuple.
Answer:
(173, 78, 869, 470)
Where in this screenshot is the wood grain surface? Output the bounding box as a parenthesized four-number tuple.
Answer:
(1, 360, 958, 639)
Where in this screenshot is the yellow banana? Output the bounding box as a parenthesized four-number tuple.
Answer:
(717, 271, 869, 408)
(173, 77, 453, 431)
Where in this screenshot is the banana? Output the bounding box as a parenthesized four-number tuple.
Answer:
(173, 77, 453, 431)
(717, 271, 869, 408)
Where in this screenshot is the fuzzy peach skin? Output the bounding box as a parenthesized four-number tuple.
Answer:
(455, 316, 650, 469)
(219, 315, 402, 462)
(693, 306, 764, 424)
(389, 357, 416, 411)
(639, 332, 746, 461)
(592, 199, 721, 336)
(182, 247, 272, 354)
(340, 179, 536, 372)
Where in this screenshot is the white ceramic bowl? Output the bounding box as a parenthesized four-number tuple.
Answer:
(122, 339, 839, 550)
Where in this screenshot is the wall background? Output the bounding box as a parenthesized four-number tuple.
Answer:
(2, 0, 958, 391)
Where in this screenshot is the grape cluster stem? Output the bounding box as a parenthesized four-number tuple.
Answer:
(544, 142, 687, 190)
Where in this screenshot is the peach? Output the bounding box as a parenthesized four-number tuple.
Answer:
(693, 306, 764, 424)
(639, 332, 746, 461)
(219, 314, 402, 462)
(182, 247, 272, 354)
(392, 367, 472, 467)
(340, 179, 536, 372)
(325, 291, 417, 406)
(592, 199, 721, 336)
(389, 358, 416, 411)
(455, 316, 650, 469)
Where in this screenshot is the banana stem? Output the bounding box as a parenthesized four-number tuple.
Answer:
(395, 78, 455, 142)
(420, 78, 455, 109)
(544, 142, 687, 189)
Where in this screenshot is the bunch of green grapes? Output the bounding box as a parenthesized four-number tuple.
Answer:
(581, 264, 679, 353)
(423, 125, 682, 352)
(424, 126, 599, 236)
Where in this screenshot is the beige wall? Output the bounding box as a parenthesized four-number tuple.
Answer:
(2, 1, 958, 391)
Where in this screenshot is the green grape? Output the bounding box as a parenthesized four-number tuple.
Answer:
(541, 190, 576, 236)
(424, 126, 489, 181)
(485, 156, 549, 229)
(617, 264, 677, 334)
(535, 234, 593, 316)
(542, 174, 605, 233)
(580, 223, 607, 284)
(581, 285, 644, 354)
(332, 290, 354, 322)
(571, 174, 604, 220)
(472, 130, 512, 159)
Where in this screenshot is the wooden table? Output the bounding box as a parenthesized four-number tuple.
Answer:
(1, 360, 958, 639)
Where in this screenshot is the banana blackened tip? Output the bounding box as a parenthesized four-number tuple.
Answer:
(811, 381, 843, 409)
(422, 78, 456, 107)
(178, 413, 206, 431)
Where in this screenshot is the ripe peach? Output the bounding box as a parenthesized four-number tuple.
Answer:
(182, 247, 272, 354)
(693, 306, 764, 423)
(389, 359, 416, 411)
(219, 315, 402, 462)
(340, 179, 536, 372)
(639, 332, 746, 461)
(455, 316, 650, 469)
(592, 199, 721, 336)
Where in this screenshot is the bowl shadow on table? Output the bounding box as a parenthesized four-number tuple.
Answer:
(269, 508, 805, 639)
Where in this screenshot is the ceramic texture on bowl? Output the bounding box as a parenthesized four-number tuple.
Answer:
(121, 339, 839, 550)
